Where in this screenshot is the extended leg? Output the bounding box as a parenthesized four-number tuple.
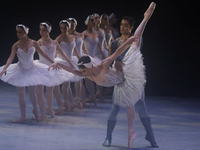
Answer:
(74, 81, 82, 109)
(46, 86, 55, 118)
(103, 104, 120, 147)
(53, 85, 64, 114)
(36, 85, 46, 120)
(85, 78, 96, 105)
(12, 87, 26, 123)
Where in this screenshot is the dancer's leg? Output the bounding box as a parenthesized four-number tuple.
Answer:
(28, 86, 39, 121)
(46, 86, 55, 118)
(62, 82, 74, 111)
(96, 85, 104, 101)
(85, 78, 96, 105)
(12, 87, 26, 123)
(36, 85, 46, 120)
(135, 90, 158, 148)
(80, 79, 86, 107)
(103, 104, 120, 147)
(53, 85, 64, 114)
(74, 81, 82, 109)
(127, 106, 137, 148)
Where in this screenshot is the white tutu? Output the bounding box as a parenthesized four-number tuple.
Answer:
(0, 47, 53, 87)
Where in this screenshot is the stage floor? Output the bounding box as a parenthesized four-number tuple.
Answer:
(0, 81, 200, 150)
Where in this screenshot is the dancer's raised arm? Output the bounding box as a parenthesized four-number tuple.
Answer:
(102, 2, 156, 68)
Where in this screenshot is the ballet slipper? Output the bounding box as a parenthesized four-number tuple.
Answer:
(46, 107, 55, 118)
(68, 102, 75, 111)
(32, 109, 40, 122)
(12, 118, 26, 124)
(55, 107, 64, 115)
(128, 130, 137, 148)
(74, 97, 82, 109)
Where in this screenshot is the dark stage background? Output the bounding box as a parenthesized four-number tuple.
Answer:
(0, 0, 199, 97)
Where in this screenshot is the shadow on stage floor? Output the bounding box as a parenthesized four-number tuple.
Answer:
(0, 81, 200, 150)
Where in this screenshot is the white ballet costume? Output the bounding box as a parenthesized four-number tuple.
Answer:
(96, 43, 146, 107)
(105, 33, 112, 48)
(95, 32, 108, 59)
(36, 45, 74, 86)
(83, 36, 102, 66)
(0, 47, 52, 87)
(55, 41, 82, 82)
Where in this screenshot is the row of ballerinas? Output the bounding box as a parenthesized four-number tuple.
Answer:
(0, 2, 157, 148)
(0, 14, 114, 123)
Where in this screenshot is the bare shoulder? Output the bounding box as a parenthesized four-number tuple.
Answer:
(53, 40, 59, 45)
(12, 41, 19, 50)
(55, 34, 62, 42)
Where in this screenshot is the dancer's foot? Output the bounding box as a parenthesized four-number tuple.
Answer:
(145, 134, 159, 148)
(46, 107, 55, 118)
(88, 94, 97, 105)
(96, 91, 104, 101)
(62, 101, 68, 110)
(32, 109, 39, 122)
(68, 102, 75, 111)
(12, 118, 26, 124)
(103, 137, 111, 147)
(128, 131, 137, 148)
(74, 97, 82, 109)
(55, 107, 64, 115)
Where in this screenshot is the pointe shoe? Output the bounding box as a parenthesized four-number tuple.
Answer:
(12, 118, 26, 124)
(74, 97, 82, 109)
(55, 107, 64, 115)
(32, 109, 40, 122)
(46, 107, 55, 118)
(128, 131, 137, 148)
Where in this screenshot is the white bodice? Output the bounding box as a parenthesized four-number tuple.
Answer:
(83, 36, 98, 57)
(58, 41, 75, 60)
(76, 38, 83, 56)
(17, 47, 35, 69)
(39, 45, 56, 66)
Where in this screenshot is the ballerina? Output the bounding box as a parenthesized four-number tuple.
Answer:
(36, 22, 74, 119)
(54, 20, 83, 111)
(49, 2, 156, 148)
(0, 24, 57, 123)
(68, 17, 89, 107)
(100, 14, 114, 49)
(82, 14, 105, 105)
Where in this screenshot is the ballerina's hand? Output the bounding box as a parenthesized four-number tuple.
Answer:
(0, 69, 7, 77)
(48, 62, 60, 71)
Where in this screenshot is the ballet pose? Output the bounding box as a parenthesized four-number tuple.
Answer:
(49, 2, 156, 148)
(36, 22, 74, 119)
(82, 14, 105, 105)
(106, 15, 158, 148)
(0, 24, 56, 123)
(68, 18, 89, 107)
(54, 20, 82, 111)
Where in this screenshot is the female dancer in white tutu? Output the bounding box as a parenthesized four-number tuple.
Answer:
(0, 24, 57, 123)
(49, 2, 156, 148)
(82, 14, 105, 105)
(36, 22, 74, 119)
(68, 18, 89, 107)
(93, 13, 110, 101)
(100, 14, 114, 49)
(54, 20, 82, 111)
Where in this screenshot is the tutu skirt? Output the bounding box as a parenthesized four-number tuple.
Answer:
(0, 61, 51, 87)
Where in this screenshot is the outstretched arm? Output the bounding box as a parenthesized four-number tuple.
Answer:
(0, 44, 17, 77)
(48, 62, 83, 77)
(102, 2, 156, 68)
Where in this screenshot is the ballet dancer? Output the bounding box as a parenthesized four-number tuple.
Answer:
(106, 15, 158, 148)
(54, 20, 82, 111)
(100, 14, 114, 49)
(108, 13, 120, 39)
(82, 14, 105, 105)
(48, 2, 156, 148)
(0, 24, 57, 123)
(68, 17, 89, 107)
(36, 22, 74, 119)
